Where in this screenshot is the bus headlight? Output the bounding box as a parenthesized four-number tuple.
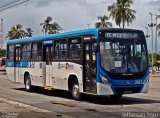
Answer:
(100, 74, 110, 85)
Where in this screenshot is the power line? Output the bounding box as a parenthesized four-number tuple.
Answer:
(0, 0, 21, 9)
(0, 0, 7, 3)
(0, 0, 29, 12)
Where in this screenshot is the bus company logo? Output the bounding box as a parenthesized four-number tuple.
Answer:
(58, 63, 66, 69)
(58, 63, 74, 70)
(66, 63, 74, 70)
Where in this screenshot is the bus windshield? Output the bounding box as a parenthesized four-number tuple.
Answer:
(100, 32, 148, 74)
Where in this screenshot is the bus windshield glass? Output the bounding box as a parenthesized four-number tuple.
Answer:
(99, 31, 148, 74)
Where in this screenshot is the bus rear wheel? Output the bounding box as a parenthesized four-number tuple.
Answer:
(71, 82, 81, 100)
(25, 75, 32, 92)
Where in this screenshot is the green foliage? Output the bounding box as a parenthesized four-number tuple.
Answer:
(149, 53, 160, 67)
(107, 0, 136, 28)
(95, 15, 112, 28)
(24, 28, 33, 37)
(0, 49, 6, 57)
(40, 16, 62, 35)
(6, 24, 33, 40)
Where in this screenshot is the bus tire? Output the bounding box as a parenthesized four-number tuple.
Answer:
(110, 94, 122, 100)
(71, 82, 81, 100)
(25, 75, 32, 92)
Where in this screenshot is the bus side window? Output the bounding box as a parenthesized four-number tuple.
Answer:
(7, 45, 14, 61)
(22, 43, 31, 61)
(32, 42, 42, 61)
(55, 43, 60, 59)
(54, 39, 67, 60)
(68, 38, 81, 59)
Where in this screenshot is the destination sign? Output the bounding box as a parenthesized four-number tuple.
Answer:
(105, 33, 138, 39)
(43, 40, 53, 45)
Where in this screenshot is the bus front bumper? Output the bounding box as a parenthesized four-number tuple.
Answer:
(97, 82, 149, 95)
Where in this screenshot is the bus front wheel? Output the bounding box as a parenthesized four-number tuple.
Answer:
(25, 75, 32, 92)
(71, 82, 81, 100)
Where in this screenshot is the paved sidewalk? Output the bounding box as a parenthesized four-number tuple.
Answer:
(150, 72, 160, 77)
(0, 101, 31, 112)
(0, 97, 72, 118)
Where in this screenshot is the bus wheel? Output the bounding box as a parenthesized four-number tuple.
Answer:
(25, 75, 32, 92)
(72, 82, 81, 100)
(110, 94, 122, 100)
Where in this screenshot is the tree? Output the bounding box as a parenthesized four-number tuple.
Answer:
(24, 28, 33, 37)
(48, 22, 62, 34)
(149, 53, 160, 70)
(40, 16, 62, 35)
(0, 49, 6, 57)
(95, 15, 112, 28)
(6, 24, 24, 39)
(108, 0, 136, 28)
(6, 24, 33, 39)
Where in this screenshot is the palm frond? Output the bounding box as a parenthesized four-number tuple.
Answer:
(107, 0, 135, 28)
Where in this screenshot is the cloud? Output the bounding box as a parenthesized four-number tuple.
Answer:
(30, 0, 53, 7)
(0, 0, 160, 51)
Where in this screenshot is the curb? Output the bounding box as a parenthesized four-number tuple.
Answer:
(150, 75, 160, 77)
(0, 97, 73, 118)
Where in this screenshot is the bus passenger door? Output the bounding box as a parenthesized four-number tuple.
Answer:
(83, 41, 97, 93)
(15, 47, 21, 83)
(44, 46, 53, 86)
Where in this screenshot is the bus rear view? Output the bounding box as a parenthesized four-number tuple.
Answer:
(98, 29, 149, 99)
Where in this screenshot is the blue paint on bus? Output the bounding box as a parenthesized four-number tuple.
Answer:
(6, 61, 29, 68)
(7, 28, 99, 45)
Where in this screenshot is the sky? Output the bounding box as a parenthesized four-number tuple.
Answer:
(0, 0, 160, 52)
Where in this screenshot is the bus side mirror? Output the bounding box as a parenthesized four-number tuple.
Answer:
(93, 43, 98, 52)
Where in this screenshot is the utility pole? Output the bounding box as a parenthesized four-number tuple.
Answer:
(145, 27, 150, 49)
(0, 18, 4, 49)
(155, 14, 158, 54)
(148, 13, 154, 75)
(145, 27, 150, 38)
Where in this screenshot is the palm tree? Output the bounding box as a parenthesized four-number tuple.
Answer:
(108, 0, 136, 28)
(40, 16, 62, 35)
(6, 27, 16, 39)
(25, 28, 33, 37)
(95, 15, 112, 28)
(6, 24, 25, 39)
(48, 22, 62, 34)
(15, 24, 25, 37)
(6, 24, 33, 39)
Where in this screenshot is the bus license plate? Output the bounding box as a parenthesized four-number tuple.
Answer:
(124, 91, 133, 94)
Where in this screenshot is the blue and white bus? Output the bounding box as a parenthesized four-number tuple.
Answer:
(6, 28, 149, 100)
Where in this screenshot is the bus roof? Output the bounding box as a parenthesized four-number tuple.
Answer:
(7, 28, 143, 45)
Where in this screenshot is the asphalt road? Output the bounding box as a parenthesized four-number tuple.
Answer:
(0, 73, 160, 118)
